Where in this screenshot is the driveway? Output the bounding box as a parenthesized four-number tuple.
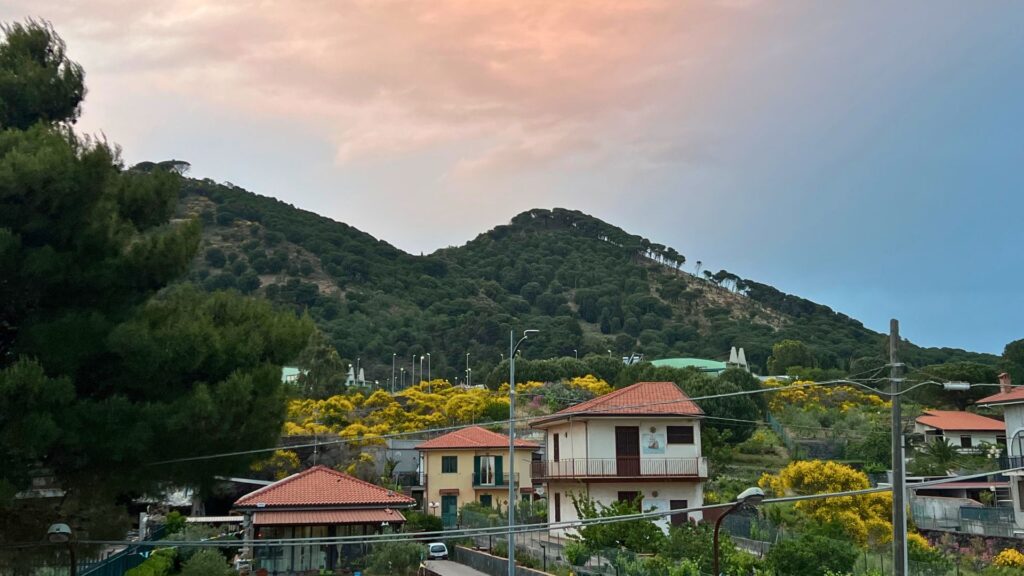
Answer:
(421, 560, 489, 576)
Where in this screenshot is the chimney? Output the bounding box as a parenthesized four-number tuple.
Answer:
(998, 372, 1012, 393)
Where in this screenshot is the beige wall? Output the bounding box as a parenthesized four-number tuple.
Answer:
(422, 448, 535, 513)
(546, 479, 703, 537)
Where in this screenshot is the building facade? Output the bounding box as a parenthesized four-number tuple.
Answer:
(234, 466, 415, 574)
(913, 410, 1006, 453)
(978, 373, 1024, 535)
(415, 426, 539, 527)
(531, 381, 707, 536)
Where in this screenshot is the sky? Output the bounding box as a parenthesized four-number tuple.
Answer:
(3, 1, 1022, 354)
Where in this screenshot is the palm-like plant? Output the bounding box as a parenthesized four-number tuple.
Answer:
(921, 438, 961, 473)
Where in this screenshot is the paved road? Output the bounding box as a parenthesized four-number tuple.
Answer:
(422, 560, 489, 576)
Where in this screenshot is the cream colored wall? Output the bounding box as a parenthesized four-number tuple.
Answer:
(546, 480, 703, 537)
(422, 448, 535, 512)
(545, 417, 703, 462)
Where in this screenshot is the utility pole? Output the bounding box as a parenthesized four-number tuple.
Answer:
(890, 319, 908, 576)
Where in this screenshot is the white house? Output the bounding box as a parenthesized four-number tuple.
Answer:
(531, 381, 706, 536)
(913, 410, 1006, 453)
(978, 373, 1024, 535)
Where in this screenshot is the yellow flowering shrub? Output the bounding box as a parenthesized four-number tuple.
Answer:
(250, 449, 301, 480)
(994, 548, 1024, 568)
(762, 379, 890, 414)
(906, 532, 931, 550)
(567, 375, 613, 396)
(760, 460, 892, 547)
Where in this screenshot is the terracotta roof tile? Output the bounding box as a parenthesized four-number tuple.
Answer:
(416, 426, 539, 450)
(234, 466, 415, 508)
(252, 509, 406, 525)
(915, 410, 1005, 432)
(533, 381, 702, 426)
(978, 387, 1024, 406)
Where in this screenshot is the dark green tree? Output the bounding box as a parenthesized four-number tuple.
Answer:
(767, 339, 815, 375)
(0, 21, 313, 547)
(0, 20, 85, 130)
(570, 493, 666, 554)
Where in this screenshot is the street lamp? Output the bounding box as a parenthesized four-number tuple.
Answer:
(47, 523, 75, 576)
(714, 487, 764, 576)
(429, 501, 440, 517)
(508, 328, 538, 576)
(466, 353, 471, 387)
(420, 355, 425, 387)
(426, 353, 431, 384)
(392, 353, 396, 393)
(573, 349, 578, 360)
(400, 367, 405, 388)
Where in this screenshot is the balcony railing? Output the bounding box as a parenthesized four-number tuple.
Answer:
(472, 473, 518, 487)
(395, 472, 425, 488)
(532, 457, 707, 480)
(999, 455, 1024, 471)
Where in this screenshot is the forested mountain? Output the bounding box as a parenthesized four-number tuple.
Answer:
(174, 173, 997, 385)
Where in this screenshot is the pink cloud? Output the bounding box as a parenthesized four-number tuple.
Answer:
(2, 1, 752, 176)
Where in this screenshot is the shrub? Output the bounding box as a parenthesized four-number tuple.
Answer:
(765, 534, 858, 576)
(993, 548, 1024, 568)
(404, 510, 442, 533)
(366, 541, 424, 576)
(563, 540, 590, 566)
(180, 549, 232, 576)
(163, 511, 186, 535)
(124, 548, 175, 576)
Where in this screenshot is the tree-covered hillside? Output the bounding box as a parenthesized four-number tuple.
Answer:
(176, 176, 998, 385)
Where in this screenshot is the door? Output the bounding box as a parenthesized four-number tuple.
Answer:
(441, 495, 458, 528)
(615, 426, 641, 476)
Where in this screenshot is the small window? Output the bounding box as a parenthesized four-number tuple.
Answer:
(667, 426, 695, 444)
(553, 433, 560, 462)
(554, 493, 561, 522)
(670, 500, 689, 526)
(997, 435, 1007, 446)
(442, 456, 458, 473)
(960, 436, 973, 449)
(617, 491, 641, 507)
(480, 494, 493, 508)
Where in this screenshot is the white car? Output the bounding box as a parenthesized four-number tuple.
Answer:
(427, 542, 449, 560)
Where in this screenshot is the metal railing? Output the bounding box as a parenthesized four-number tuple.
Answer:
(394, 471, 425, 488)
(472, 472, 518, 487)
(532, 457, 707, 479)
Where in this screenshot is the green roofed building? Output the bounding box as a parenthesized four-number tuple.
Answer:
(650, 357, 729, 375)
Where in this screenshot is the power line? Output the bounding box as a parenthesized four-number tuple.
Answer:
(66, 464, 1024, 548)
(149, 376, 900, 465)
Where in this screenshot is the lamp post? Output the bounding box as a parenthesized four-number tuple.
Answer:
(573, 349, 578, 360)
(427, 353, 431, 384)
(466, 353, 471, 387)
(392, 353, 396, 393)
(429, 501, 439, 517)
(508, 328, 539, 576)
(356, 357, 360, 385)
(714, 487, 764, 576)
(400, 367, 405, 389)
(420, 355, 425, 387)
(47, 523, 75, 576)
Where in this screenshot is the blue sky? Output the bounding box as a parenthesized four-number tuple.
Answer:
(3, 1, 1021, 353)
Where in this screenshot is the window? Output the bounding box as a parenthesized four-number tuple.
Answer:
(441, 456, 458, 473)
(478, 456, 496, 485)
(960, 435, 973, 449)
(553, 433, 560, 462)
(670, 500, 689, 526)
(554, 493, 561, 522)
(617, 491, 641, 507)
(997, 435, 1007, 446)
(667, 426, 695, 444)
(1019, 480, 1024, 512)
(480, 494, 493, 508)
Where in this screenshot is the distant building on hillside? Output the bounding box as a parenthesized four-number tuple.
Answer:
(913, 410, 1006, 453)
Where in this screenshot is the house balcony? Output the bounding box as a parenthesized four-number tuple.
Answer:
(532, 457, 708, 481)
(395, 472, 425, 489)
(472, 473, 518, 488)
(999, 455, 1024, 475)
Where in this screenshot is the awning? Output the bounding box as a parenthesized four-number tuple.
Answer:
(252, 509, 407, 526)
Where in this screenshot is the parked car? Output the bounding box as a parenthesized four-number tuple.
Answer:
(427, 542, 449, 560)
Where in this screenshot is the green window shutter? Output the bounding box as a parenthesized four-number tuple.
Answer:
(473, 456, 480, 482)
(495, 456, 504, 484)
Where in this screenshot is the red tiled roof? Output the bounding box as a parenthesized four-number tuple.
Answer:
(252, 509, 406, 526)
(416, 426, 539, 450)
(234, 466, 415, 508)
(533, 381, 703, 426)
(915, 410, 1005, 432)
(978, 387, 1024, 406)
